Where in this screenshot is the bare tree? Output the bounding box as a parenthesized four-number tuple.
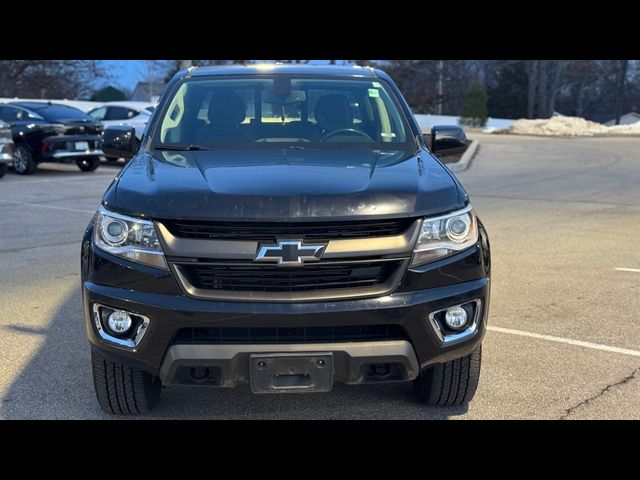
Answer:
(526, 61, 538, 118)
(547, 61, 565, 116)
(436, 60, 444, 115)
(0, 60, 107, 99)
(564, 60, 603, 117)
(537, 61, 550, 118)
(614, 60, 629, 125)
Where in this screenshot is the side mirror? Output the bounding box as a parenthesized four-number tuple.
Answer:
(429, 125, 468, 156)
(100, 126, 137, 160)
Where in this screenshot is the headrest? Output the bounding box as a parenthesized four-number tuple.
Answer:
(208, 89, 246, 127)
(314, 94, 353, 131)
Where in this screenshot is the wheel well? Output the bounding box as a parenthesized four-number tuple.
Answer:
(13, 139, 39, 161)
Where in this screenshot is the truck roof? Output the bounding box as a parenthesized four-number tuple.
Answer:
(188, 63, 379, 78)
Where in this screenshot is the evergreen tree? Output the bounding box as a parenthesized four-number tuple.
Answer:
(487, 61, 528, 119)
(459, 83, 488, 127)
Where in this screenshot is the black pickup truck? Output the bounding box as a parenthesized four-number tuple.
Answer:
(83, 64, 490, 415)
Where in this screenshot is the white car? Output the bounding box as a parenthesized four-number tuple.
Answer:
(88, 102, 155, 160)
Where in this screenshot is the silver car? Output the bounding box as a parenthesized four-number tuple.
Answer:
(0, 120, 14, 179)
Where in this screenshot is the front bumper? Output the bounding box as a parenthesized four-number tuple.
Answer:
(84, 273, 489, 375)
(82, 221, 491, 386)
(159, 341, 420, 388)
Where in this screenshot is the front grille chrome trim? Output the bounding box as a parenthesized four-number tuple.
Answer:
(156, 219, 419, 260)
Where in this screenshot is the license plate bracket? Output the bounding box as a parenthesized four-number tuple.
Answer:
(250, 353, 333, 393)
(75, 141, 89, 151)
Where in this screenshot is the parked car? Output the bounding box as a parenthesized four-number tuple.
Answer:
(0, 119, 14, 178)
(85, 64, 490, 415)
(0, 102, 104, 174)
(88, 101, 153, 161)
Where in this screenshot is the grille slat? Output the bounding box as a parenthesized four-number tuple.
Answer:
(162, 218, 414, 241)
(172, 325, 407, 345)
(179, 261, 399, 293)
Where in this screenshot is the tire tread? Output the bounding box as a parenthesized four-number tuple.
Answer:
(414, 346, 482, 407)
(91, 350, 160, 415)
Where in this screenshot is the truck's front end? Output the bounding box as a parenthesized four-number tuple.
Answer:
(83, 65, 490, 414)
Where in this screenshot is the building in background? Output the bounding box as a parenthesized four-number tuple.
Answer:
(130, 82, 165, 102)
(604, 112, 640, 126)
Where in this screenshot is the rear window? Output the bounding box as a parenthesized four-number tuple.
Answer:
(37, 105, 94, 122)
(153, 75, 412, 149)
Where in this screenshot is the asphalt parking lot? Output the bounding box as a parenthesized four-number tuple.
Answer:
(1, 134, 639, 419)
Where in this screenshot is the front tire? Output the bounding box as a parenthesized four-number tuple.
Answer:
(77, 157, 100, 172)
(91, 350, 161, 415)
(413, 345, 482, 406)
(13, 143, 37, 174)
(0, 163, 7, 178)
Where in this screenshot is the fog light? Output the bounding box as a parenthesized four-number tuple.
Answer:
(444, 306, 468, 330)
(107, 310, 132, 335)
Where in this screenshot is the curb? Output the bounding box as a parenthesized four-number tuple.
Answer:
(445, 139, 479, 173)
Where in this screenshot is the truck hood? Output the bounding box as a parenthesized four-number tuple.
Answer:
(104, 147, 465, 221)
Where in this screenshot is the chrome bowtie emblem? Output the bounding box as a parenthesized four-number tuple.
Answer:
(255, 240, 327, 266)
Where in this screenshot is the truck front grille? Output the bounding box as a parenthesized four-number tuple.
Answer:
(178, 260, 401, 293)
(162, 218, 414, 241)
(161, 218, 418, 302)
(172, 324, 408, 345)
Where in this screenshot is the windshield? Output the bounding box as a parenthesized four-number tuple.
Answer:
(152, 76, 413, 149)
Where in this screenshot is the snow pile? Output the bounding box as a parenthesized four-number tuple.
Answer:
(607, 122, 640, 135)
(498, 116, 609, 136)
(497, 116, 640, 136)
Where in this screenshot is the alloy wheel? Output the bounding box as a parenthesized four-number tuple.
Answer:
(13, 146, 28, 173)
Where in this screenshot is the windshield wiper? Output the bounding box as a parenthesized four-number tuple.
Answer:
(153, 144, 209, 151)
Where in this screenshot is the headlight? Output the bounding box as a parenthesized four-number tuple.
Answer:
(411, 205, 478, 267)
(93, 206, 167, 270)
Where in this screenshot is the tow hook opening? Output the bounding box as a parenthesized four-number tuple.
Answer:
(172, 366, 222, 386)
(364, 362, 405, 382)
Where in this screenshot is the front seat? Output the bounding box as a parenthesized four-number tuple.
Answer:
(314, 94, 354, 135)
(200, 89, 249, 143)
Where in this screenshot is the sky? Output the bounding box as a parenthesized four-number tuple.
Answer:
(97, 60, 350, 92)
(99, 60, 149, 91)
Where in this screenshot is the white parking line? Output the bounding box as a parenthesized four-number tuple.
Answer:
(2, 201, 95, 214)
(487, 326, 640, 358)
(0, 175, 115, 186)
(615, 268, 640, 273)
